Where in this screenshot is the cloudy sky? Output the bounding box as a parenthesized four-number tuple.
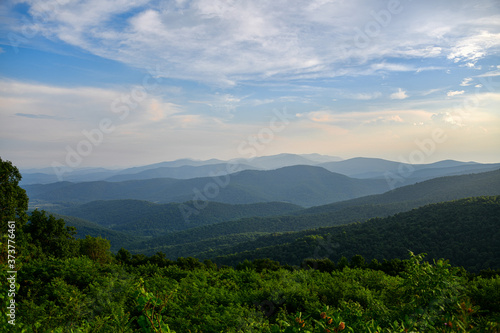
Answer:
(1, 0, 500, 170)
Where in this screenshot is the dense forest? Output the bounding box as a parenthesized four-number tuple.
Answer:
(1, 157, 500, 331)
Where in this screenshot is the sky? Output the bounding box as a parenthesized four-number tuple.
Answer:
(1, 0, 500, 171)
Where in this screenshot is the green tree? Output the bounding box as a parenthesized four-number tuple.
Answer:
(350, 254, 366, 269)
(79, 235, 112, 264)
(24, 210, 79, 259)
(116, 247, 132, 265)
(0, 157, 29, 260)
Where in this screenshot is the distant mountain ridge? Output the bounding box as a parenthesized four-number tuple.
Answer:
(24, 165, 390, 207)
(319, 157, 498, 181)
(20, 153, 342, 184)
(20, 154, 499, 187)
(105, 163, 258, 182)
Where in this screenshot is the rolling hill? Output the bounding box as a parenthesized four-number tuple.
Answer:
(47, 213, 145, 252)
(54, 200, 302, 236)
(124, 168, 500, 259)
(212, 196, 500, 272)
(300, 168, 500, 215)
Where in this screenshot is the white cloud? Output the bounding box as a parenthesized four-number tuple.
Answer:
(146, 99, 182, 122)
(447, 31, 500, 64)
(296, 111, 335, 123)
(421, 88, 444, 96)
(346, 92, 382, 100)
(460, 78, 473, 86)
(447, 90, 465, 97)
(296, 109, 427, 128)
(364, 115, 404, 126)
(390, 88, 408, 100)
(12, 0, 500, 86)
(476, 70, 500, 77)
(431, 112, 465, 127)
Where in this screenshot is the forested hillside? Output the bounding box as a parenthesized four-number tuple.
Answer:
(115, 169, 500, 258)
(301, 168, 500, 215)
(56, 200, 301, 236)
(48, 213, 147, 251)
(213, 196, 500, 272)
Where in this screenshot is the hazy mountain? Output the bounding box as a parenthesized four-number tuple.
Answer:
(318, 157, 499, 183)
(19, 168, 120, 185)
(231, 153, 338, 170)
(21, 155, 496, 185)
(319, 157, 476, 177)
(24, 165, 390, 207)
(404, 163, 500, 182)
(319, 157, 403, 177)
(298, 153, 342, 163)
(19, 154, 342, 184)
(105, 163, 258, 182)
(115, 158, 226, 175)
(300, 168, 500, 215)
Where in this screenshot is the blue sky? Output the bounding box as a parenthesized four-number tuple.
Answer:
(1, 0, 500, 170)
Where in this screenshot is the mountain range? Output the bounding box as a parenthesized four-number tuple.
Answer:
(25, 165, 391, 207)
(20, 153, 499, 185)
(20, 154, 500, 271)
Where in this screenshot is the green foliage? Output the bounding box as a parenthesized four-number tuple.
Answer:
(4, 160, 500, 331)
(0, 157, 29, 259)
(4, 249, 500, 331)
(78, 235, 113, 263)
(213, 196, 500, 272)
(55, 200, 302, 236)
(24, 210, 79, 259)
(49, 212, 144, 252)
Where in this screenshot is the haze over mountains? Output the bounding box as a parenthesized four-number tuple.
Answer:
(22, 154, 500, 209)
(20, 153, 500, 272)
(20, 153, 499, 185)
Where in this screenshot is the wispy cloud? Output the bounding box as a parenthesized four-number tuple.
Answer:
(475, 70, 500, 78)
(447, 90, 465, 97)
(460, 78, 473, 86)
(390, 88, 408, 100)
(346, 92, 382, 100)
(13, 0, 500, 86)
(15, 113, 69, 120)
